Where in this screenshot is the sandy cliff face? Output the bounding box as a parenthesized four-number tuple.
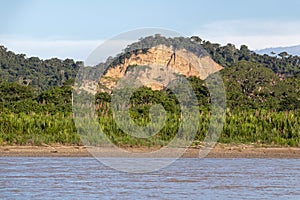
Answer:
(99, 45, 223, 92)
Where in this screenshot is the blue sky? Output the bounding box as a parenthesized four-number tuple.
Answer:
(1, 0, 300, 60)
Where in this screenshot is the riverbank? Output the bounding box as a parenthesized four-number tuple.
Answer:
(1, 144, 300, 158)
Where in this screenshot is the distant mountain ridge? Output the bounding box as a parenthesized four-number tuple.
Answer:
(256, 44, 300, 56)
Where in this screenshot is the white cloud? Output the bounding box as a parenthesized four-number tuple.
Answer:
(3, 21, 300, 63)
(0, 37, 138, 65)
(193, 20, 300, 50)
(0, 37, 104, 61)
(85, 39, 138, 66)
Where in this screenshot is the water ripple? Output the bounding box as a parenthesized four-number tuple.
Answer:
(0, 158, 300, 199)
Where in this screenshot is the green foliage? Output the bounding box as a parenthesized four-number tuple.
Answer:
(1, 107, 299, 146)
(0, 81, 35, 102)
(92, 85, 300, 147)
(0, 81, 72, 114)
(195, 38, 300, 76)
(0, 45, 81, 91)
(221, 60, 300, 111)
(0, 112, 80, 145)
(113, 35, 300, 76)
(1, 36, 300, 147)
(187, 76, 210, 107)
(36, 85, 72, 114)
(221, 109, 300, 146)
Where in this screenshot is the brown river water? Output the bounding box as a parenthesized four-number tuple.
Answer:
(1, 157, 300, 199)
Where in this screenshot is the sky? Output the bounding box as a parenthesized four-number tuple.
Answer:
(1, 0, 300, 61)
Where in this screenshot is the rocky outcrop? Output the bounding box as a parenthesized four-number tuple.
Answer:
(99, 45, 223, 92)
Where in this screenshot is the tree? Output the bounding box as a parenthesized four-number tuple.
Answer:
(278, 51, 289, 59)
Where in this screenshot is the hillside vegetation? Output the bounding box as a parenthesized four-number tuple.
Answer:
(0, 35, 299, 147)
(0, 46, 82, 91)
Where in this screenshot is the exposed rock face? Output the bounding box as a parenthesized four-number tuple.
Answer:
(99, 45, 223, 92)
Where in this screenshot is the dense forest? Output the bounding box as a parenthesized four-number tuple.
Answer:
(0, 45, 82, 91)
(0, 35, 299, 146)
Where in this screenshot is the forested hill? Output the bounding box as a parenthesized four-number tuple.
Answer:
(116, 34, 300, 76)
(193, 36, 300, 76)
(0, 35, 300, 92)
(0, 46, 82, 91)
(0, 36, 300, 146)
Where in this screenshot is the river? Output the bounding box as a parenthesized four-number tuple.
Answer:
(1, 157, 300, 199)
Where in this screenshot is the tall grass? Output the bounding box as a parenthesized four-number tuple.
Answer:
(0, 112, 80, 145)
(221, 109, 300, 146)
(0, 109, 299, 146)
(94, 106, 300, 147)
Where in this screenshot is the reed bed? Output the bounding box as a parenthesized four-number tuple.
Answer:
(0, 109, 299, 146)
